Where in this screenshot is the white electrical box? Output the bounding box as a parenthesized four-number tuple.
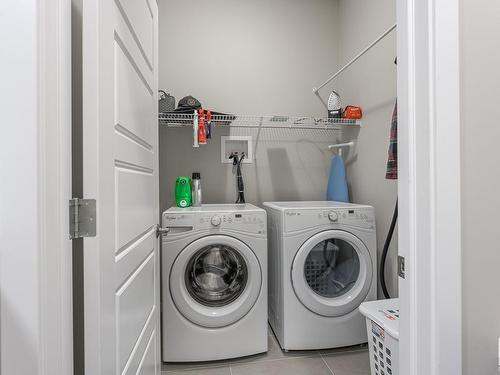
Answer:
(221, 136, 253, 164)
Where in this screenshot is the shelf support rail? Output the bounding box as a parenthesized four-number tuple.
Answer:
(312, 23, 397, 109)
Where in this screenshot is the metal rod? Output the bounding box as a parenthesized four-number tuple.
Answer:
(253, 116, 264, 160)
(328, 141, 354, 157)
(313, 24, 397, 94)
(328, 141, 354, 150)
(314, 91, 329, 110)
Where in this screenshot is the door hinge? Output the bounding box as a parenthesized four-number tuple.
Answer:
(398, 255, 406, 279)
(69, 198, 96, 239)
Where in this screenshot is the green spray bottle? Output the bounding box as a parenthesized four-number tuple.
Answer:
(175, 176, 192, 208)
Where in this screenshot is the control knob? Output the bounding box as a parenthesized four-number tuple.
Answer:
(328, 211, 339, 222)
(210, 215, 222, 227)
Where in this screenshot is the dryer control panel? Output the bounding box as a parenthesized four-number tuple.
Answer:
(284, 207, 375, 233)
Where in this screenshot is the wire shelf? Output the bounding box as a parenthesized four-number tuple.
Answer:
(159, 113, 360, 130)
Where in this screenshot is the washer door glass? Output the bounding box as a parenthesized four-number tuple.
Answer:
(170, 235, 262, 328)
(185, 244, 248, 307)
(291, 230, 373, 317)
(304, 238, 360, 299)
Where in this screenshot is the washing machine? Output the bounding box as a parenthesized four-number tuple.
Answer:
(161, 204, 268, 362)
(263, 201, 377, 350)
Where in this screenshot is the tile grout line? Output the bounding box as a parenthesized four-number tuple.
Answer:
(318, 347, 369, 356)
(162, 347, 368, 373)
(319, 352, 336, 375)
(163, 353, 321, 372)
(223, 354, 319, 372)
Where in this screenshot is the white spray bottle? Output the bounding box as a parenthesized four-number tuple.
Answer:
(193, 110, 199, 148)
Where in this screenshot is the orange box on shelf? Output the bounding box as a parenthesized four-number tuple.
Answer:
(343, 106, 362, 119)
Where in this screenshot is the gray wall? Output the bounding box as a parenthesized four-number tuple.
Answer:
(336, 0, 398, 297)
(461, 0, 500, 373)
(158, 0, 397, 298)
(158, 0, 342, 212)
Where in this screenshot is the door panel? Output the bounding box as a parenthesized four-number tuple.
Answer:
(114, 41, 154, 146)
(114, 129, 155, 173)
(82, 0, 159, 373)
(122, 312, 157, 375)
(115, 167, 156, 251)
(135, 331, 157, 375)
(116, 252, 156, 373)
(115, 0, 154, 68)
(114, 2, 154, 91)
(115, 232, 156, 288)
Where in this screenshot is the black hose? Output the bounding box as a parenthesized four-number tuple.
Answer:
(380, 199, 398, 299)
(230, 153, 245, 204)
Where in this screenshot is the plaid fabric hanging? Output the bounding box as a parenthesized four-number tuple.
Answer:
(386, 101, 398, 180)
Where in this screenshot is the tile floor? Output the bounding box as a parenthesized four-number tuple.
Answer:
(161, 325, 370, 375)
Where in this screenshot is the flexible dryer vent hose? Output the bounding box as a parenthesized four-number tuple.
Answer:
(380, 199, 398, 299)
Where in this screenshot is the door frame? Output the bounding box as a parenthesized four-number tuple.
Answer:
(39, 0, 74, 373)
(23, 0, 462, 373)
(0, 0, 73, 374)
(397, 0, 462, 374)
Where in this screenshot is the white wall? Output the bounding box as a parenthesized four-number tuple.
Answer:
(336, 0, 398, 296)
(0, 1, 41, 373)
(158, 0, 342, 211)
(460, 0, 500, 372)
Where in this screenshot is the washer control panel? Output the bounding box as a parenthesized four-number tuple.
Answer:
(162, 211, 266, 234)
(284, 207, 375, 232)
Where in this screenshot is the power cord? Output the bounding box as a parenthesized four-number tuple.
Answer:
(229, 152, 245, 204)
(380, 199, 398, 299)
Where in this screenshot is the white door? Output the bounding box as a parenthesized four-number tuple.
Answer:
(291, 230, 373, 317)
(82, 0, 159, 374)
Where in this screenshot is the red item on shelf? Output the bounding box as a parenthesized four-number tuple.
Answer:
(198, 108, 207, 145)
(206, 110, 212, 139)
(343, 106, 363, 119)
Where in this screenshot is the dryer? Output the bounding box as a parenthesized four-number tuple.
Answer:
(161, 204, 267, 362)
(263, 201, 377, 350)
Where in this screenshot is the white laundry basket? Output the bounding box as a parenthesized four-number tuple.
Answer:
(359, 298, 399, 375)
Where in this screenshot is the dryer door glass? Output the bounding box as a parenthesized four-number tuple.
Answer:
(291, 229, 373, 317)
(304, 239, 360, 298)
(185, 244, 248, 307)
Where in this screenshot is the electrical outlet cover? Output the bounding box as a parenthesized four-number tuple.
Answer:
(221, 136, 253, 164)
